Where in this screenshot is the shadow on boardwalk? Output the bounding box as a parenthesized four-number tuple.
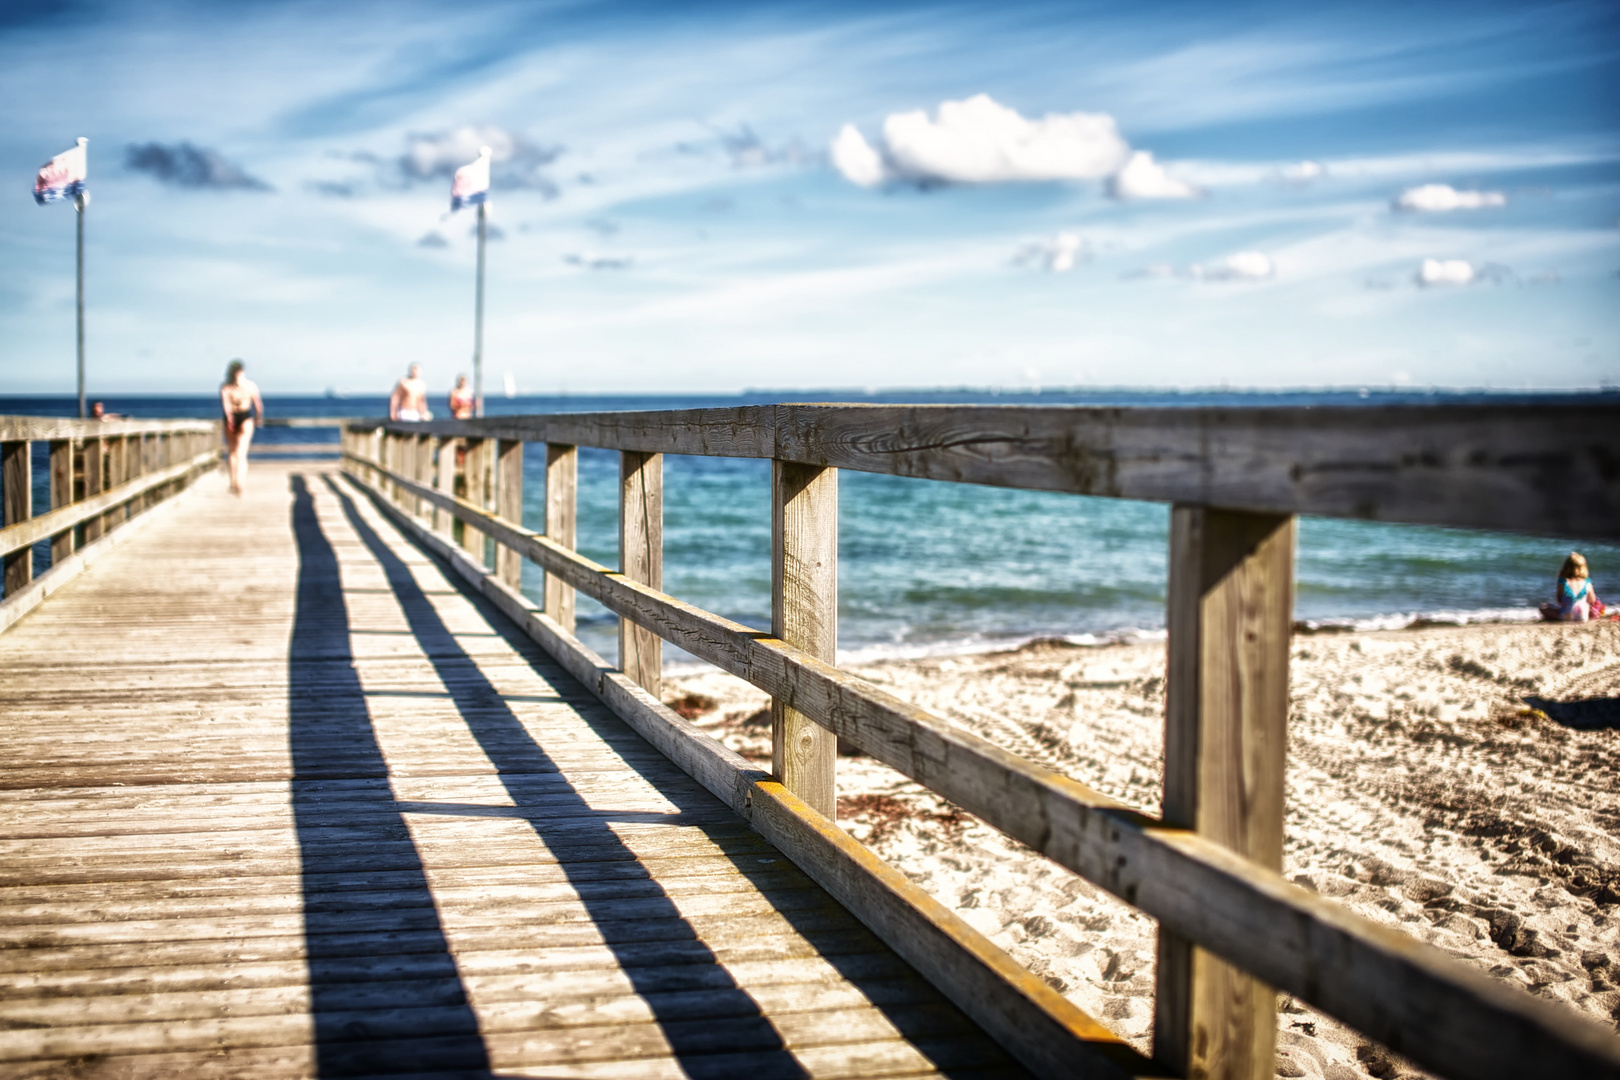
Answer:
(289, 474, 494, 1075)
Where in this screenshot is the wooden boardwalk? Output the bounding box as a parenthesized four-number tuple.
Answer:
(0, 461, 1027, 1079)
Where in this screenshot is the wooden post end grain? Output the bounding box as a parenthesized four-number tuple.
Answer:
(544, 443, 578, 634)
(619, 450, 662, 694)
(771, 460, 838, 818)
(1155, 506, 1296, 1080)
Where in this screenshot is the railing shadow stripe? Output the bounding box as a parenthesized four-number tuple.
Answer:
(289, 473, 493, 1076)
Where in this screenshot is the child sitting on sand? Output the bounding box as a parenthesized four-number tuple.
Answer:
(1540, 552, 1605, 622)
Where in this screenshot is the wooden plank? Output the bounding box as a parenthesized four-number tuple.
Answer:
(416, 434, 434, 525)
(496, 438, 524, 590)
(348, 471, 1156, 1080)
(347, 456, 1620, 1080)
(0, 416, 213, 441)
(102, 434, 127, 535)
(545, 442, 578, 633)
(619, 449, 661, 694)
(1, 440, 29, 594)
(0, 478, 203, 634)
(771, 460, 837, 817)
(48, 439, 74, 564)
(1154, 508, 1294, 1080)
(81, 436, 104, 543)
(355, 402, 1620, 538)
(359, 406, 774, 459)
(461, 436, 487, 561)
(435, 436, 456, 534)
(0, 450, 222, 558)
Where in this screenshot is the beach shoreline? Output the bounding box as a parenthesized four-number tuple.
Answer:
(665, 617, 1620, 1079)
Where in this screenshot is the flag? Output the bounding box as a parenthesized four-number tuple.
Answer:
(450, 146, 491, 212)
(35, 138, 88, 205)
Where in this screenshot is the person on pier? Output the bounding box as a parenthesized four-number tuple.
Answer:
(390, 363, 432, 422)
(220, 359, 264, 496)
(448, 374, 475, 420)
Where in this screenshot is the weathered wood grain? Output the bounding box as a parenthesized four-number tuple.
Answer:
(0, 458, 1015, 1080)
(48, 439, 74, 564)
(356, 401, 1620, 538)
(348, 453, 1620, 1080)
(350, 470, 1150, 1080)
(0, 416, 215, 441)
(81, 436, 105, 543)
(1, 440, 30, 594)
(0, 450, 218, 558)
(1155, 508, 1295, 1079)
(545, 443, 578, 633)
(772, 460, 838, 818)
(496, 439, 523, 590)
(619, 450, 662, 695)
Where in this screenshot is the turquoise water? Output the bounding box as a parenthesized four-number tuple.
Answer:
(7, 391, 1614, 665)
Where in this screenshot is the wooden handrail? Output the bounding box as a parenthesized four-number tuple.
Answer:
(0, 449, 218, 557)
(0, 417, 216, 441)
(1, 418, 221, 611)
(360, 401, 1620, 540)
(343, 443, 1620, 1080)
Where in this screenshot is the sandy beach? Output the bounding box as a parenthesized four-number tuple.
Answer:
(664, 619, 1620, 1079)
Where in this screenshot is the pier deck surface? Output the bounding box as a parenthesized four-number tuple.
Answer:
(0, 462, 1024, 1079)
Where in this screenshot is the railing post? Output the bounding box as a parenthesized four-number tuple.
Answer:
(436, 437, 456, 535)
(105, 436, 127, 532)
(771, 461, 838, 817)
(461, 437, 488, 563)
(1154, 506, 1295, 1080)
(544, 444, 577, 633)
(415, 434, 433, 521)
(140, 434, 156, 509)
(83, 436, 105, 543)
(496, 439, 524, 590)
(618, 450, 661, 694)
(49, 439, 74, 565)
(2, 441, 30, 594)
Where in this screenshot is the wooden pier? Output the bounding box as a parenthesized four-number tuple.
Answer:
(2, 405, 1619, 1080)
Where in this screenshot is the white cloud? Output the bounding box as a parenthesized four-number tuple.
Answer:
(1416, 258, 1476, 286)
(831, 124, 887, 187)
(1196, 250, 1275, 280)
(1394, 184, 1507, 212)
(1107, 151, 1201, 199)
(832, 94, 1128, 187)
(1280, 160, 1325, 184)
(1012, 231, 1085, 272)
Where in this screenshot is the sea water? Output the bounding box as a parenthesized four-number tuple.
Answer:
(7, 390, 1614, 667)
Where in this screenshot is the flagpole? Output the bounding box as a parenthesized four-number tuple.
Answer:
(473, 200, 486, 418)
(75, 189, 86, 419)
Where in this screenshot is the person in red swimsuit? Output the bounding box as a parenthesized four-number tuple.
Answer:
(448, 374, 475, 420)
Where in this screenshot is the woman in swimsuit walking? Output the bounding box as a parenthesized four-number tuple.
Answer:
(220, 359, 264, 496)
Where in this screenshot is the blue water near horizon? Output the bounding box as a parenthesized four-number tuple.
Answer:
(6, 390, 1615, 667)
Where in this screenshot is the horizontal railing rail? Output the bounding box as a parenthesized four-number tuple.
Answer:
(339, 408, 1620, 1080)
(360, 402, 1619, 539)
(1, 416, 220, 627)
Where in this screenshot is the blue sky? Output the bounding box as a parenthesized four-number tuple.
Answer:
(2, 0, 1617, 395)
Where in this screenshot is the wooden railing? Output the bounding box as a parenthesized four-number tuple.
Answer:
(341, 403, 1620, 1080)
(0, 416, 220, 631)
